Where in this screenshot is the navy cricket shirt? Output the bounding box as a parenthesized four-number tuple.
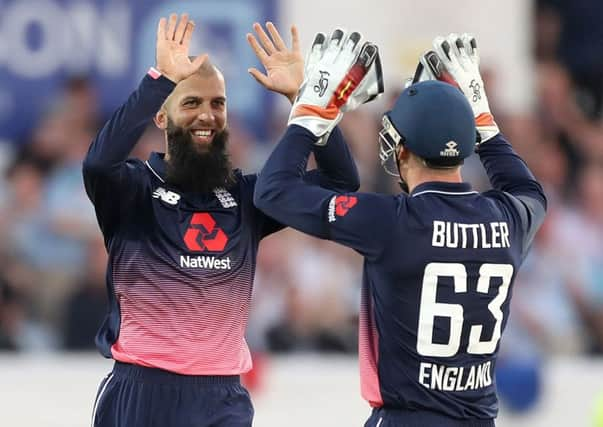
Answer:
(254, 125, 547, 419)
(83, 72, 359, 375)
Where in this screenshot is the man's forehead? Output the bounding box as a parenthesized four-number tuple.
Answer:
(173, 73, 225, 98)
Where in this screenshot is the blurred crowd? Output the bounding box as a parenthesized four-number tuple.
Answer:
(0, 1, 602, 365)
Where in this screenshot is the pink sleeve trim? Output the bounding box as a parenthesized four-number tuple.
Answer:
(147, 67, 162, 80)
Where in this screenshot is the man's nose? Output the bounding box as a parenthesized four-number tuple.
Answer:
(196, 105, 214, 122)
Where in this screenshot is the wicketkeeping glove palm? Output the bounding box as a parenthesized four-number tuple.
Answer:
(289, 29, 383, 145)
(412, 33, 500, 143)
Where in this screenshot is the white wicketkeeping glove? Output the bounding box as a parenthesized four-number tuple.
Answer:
(289, 29, 383, 145)
(413, 33, 499, 143)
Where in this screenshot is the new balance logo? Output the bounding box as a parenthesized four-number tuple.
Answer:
(213, 187, 237, 208)
(440, 141, 460, 157)
(152, 187, 181, 205)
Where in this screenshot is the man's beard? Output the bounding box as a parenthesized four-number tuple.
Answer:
(164, 119, 235, 194)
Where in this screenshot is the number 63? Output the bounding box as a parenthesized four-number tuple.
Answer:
(417, 262, 514, 357)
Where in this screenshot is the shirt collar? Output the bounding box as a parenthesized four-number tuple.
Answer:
(410, 181, 476, 197)
(145, 152, 167, 183)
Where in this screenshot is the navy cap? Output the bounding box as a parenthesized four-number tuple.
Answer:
(384, 80, 476, 166)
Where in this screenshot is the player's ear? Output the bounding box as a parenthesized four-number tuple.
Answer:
(396, 145, 410, 163)
(154, 109, 168, 130)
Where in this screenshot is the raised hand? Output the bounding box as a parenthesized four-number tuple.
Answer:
(246, 22, 303, 103)
(431, 33, 499, 143)
(288, 29, 382, 145)
(156, 13, 208, 83)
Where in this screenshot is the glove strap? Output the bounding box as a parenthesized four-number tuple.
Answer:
(475, 112, 499, 143)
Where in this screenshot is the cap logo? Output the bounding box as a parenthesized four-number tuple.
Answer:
(440, 141, 460, 157)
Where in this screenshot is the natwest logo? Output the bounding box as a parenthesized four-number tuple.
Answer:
(335, 195, 357, 216)
(328, 195, 358, 223)
(183, 213, 228, 252)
